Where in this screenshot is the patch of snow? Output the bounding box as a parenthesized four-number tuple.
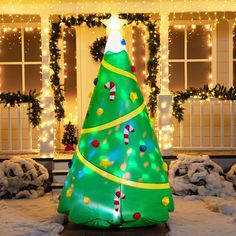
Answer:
(169, 154, 236, 197)
(204, 196, 236, 216)
(0, 193, 66, 236)
(226, 163, 236, 189)
(0, 157, 49, 199)
(168, 196, 236, 236)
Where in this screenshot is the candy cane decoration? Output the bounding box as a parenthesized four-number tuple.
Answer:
(114, 190, 125, 212)
(104, 81, 116, 101)
(124, 125, 135, 145)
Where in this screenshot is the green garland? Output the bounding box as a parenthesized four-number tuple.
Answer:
(50, 13, 160, 120)
(0, 90, 42, 127)
(145, 20, 160, 117)
(50, 21, 65, 121)
(172, 84, 236, 122)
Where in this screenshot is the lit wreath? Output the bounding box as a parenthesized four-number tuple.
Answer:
(89, 36, 107, 62)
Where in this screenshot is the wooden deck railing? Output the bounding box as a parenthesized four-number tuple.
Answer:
(173, 99, 236, 151)
(0, 103, 39, 153)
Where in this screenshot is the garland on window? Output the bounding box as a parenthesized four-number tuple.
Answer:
(172, 84, 236, 122)
(0, 90, 42, 127)
(50, 13, 160, 120)
(50, 14, 110, 121)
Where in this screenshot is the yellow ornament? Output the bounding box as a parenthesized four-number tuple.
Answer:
(97, 108, 103, 116)
(100, 158, 114, 169)
(129, 92, 138, 102)
(162, 162, 168, 172)
(84, 197, 91, 204)
(89, 91, 93, 98)
(66, 187, 73, 198)
(162, 196, 170, 206)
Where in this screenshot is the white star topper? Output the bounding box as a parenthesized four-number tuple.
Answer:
(102, 14, 126, 34)
(102, 14, 127, 53)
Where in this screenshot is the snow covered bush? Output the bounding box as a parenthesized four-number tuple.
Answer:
(226, 163, 236, 189)
(169, 154, 236, 197)
(0, 157, 49, 199)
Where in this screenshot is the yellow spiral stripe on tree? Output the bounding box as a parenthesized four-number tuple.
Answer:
(101, 59, 137, 82)
(81, 102, 145, 134)
(76, 146, 170, 190)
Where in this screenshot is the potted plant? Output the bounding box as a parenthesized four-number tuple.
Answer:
(62, 122, 78, 151)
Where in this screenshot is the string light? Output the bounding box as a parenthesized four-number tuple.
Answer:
(1, 4, 236, 155)
(40, 13, 55, 158)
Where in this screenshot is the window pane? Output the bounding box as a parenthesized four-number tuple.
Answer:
(25, 65, 42, 92)
(169, 62, 185, 91)
(0, 29, 21, 62)
(187, 62, 211, 88)
(24, 28, 41, 61)
(233, 28, 236, 59)
(64, 28, 77, 117)
(0, 65, 22, 91)
(133, 26, 146, 87)
(187, 25, 211, 59)
(233, 62, 236, 86)
(169, 26, 184, 59)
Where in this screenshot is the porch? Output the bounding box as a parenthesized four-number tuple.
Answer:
(0, 0, 236, 159)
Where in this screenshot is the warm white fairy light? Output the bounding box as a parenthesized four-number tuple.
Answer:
(158, 12, 173, 155)
(1, 3, 236, 156)
(40, 13, 54, 158)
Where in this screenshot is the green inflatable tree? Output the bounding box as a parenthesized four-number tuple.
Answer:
(58, 15, 174, 228)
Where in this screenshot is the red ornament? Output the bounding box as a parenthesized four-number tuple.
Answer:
(131, 66, 136, 72)
(92, 140, 100, 148)
(115, 191, 121, 198)
(133, 212, 141, 220)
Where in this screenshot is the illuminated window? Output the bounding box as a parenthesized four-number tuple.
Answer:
(232, 26, 236, 87)
(169, 24, 212, 91)
(0, 15, 41, 93)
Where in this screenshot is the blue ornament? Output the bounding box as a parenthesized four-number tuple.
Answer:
(121, 39, 126, 45)
(140, 145, 147, 152)
(68, 160, 72, 168)
(93, 77, 98, 85)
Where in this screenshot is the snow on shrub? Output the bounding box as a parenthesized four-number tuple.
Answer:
(0, 157, 49, 199)
(169, 154, 236, 197)
(226, 163, 236, 189)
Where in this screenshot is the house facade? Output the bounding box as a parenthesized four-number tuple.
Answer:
(0, 0, 236, 157)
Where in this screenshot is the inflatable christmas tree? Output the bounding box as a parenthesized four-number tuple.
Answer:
(58, 15, 174, 228)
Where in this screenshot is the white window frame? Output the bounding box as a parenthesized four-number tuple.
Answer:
(168, 20, 216, 89)
(0, 22, 41, 93)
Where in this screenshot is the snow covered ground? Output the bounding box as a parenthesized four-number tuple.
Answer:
(0, 192, 236, 236)
(0, 193, 66, 236)
(169, 196, 236, 236)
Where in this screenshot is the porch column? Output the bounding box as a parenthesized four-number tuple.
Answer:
(158, 12, 173, 156)
(40, 13, 55, 158)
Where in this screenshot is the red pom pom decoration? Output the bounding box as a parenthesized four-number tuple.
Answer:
(133, 212, 141, 220)
(131, 66, 136, 72)
(91, 140, 100, 148)
(115, 191, 121, 198)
